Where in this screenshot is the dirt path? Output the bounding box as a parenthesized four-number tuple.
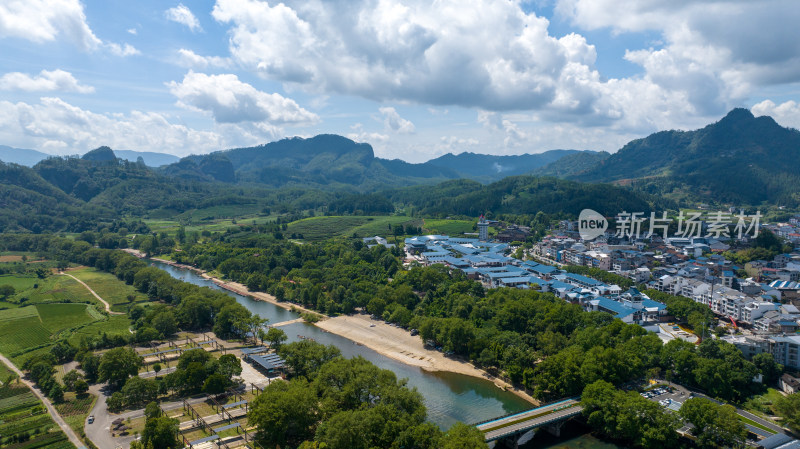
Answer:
(60, 272, 125, 315)
(0, 354, 87, 449)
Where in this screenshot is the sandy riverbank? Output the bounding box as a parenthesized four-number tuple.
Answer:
(316, 314, 539, 405)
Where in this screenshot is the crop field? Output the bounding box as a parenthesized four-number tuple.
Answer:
(422, 218, 476, 236)
(0, 274, 40, 292)
(145, 213, 275, 236)
(0, 316, 51, 354)
(67, 268, 147, 312)
(67, 314, 131, 346)
(0, 303, 104, 358)
(0, 381, 74, 449)
(37, 304, 94, 334)
(0, 305, 39, 322)
(287, 215, 421, 240)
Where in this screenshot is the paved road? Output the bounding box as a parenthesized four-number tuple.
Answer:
(85, 383, 140, 449)
(0, 354, 87, 449)
(60, 272, 125, 315)
(84, 384, 211, 449)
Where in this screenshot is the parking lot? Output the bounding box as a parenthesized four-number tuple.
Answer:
(639, 383, 693, 411)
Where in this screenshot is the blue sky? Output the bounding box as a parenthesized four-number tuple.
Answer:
(1, 0, 799, 162)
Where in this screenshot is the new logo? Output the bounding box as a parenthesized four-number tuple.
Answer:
(579, 209, 607, 241)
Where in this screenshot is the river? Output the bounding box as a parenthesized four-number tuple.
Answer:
(151, 260, 622, 448)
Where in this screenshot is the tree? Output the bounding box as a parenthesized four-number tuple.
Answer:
(278, 340, 341, 379)
(74, 378, 89, 395)
(752, 353, 782, 384)
(145, 401, 161, 420)
(774, 393, 800, 432)
(440, 423, 488, 449)
(51, 340, 76, 363)
(239, 314, 269, 345)
(218, 354, 242, 380)
(107, 391, 125, 411)
(203, 373, 229, 394)
(581, 380, 680, 448)
(62, 370, 83, 391)
(48, 383, 64, 402)
(80, 353, 101, 383)
(122, 377, 158, 406)
(152, 363, 162, 378)
(0, 284, 15, 299)
(213, 304, 250, 339)
(679, 398, 746, 449)
(99, 347, 142, 389)
(265, 327, 287, 350)
(249, 379, 319, 448)
(152, 311, 178, 337)
(141, 416, 180, 449)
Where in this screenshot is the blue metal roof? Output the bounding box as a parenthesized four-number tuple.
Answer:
(595, 297, 637, 318)
(642, 299, 667, 310)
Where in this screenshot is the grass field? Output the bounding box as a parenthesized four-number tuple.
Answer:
(145, 213, 275, 237)
(422, 218, 476, 236)
(0, 275, 40, 292)
(286, 215, 421, 241)
(67, 268, 148, 313)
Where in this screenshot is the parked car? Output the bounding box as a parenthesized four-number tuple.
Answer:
(87, 415, 95, 424)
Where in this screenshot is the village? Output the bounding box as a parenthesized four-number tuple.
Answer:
(399, 214, 800, 398)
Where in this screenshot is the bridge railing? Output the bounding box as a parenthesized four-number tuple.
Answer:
(470, 396, 581, 426)
(484, 405, 584, 441)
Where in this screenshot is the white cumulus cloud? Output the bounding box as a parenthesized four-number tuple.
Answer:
(0, 0, 141, 57)
(752, 100, 800, 130)
(0, 0, 101, 50)
(106, 42, 140, 57)
(166, 4, 202, 32)
(379, 107, 415, 134)
(0, 69, 94, 93)
(0, 97, 226, 155)
(176, 49, 230, 69)
(167, 71, 318, 126)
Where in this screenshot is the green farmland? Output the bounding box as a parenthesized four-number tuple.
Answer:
(0, 359, 76, 449)
(286, 215, 422, 241)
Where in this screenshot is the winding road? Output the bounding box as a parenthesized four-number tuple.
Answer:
(0, 354, 87, 449)
(60, 272, 125, 315)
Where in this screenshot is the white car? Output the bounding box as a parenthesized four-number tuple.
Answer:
(87, 415, 95, 424)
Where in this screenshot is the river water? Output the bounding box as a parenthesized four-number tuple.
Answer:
(151, 260, 621, 448)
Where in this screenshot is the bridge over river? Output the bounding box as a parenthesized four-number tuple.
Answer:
(475, 397, 583, 447)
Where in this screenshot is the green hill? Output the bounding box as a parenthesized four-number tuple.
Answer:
(575, 109, 800, 206)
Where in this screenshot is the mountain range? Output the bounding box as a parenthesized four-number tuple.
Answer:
(164, 134, 595, 187)
(0, 146, 179, 167)
(1, 107, 798, 233)
(571, 108, 800, 206)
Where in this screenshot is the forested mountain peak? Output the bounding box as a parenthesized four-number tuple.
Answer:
(81, 146, 117, 162)
(572, 108, 800, 205)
